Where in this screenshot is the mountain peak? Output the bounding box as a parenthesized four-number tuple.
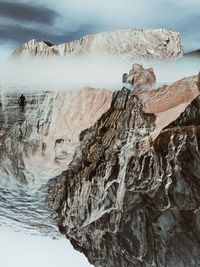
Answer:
(11, 28, 183, 60)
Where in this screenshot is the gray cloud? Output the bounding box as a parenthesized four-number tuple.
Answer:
(0, 0, 102, 47)
(0, 23, 97, 45)
(0, 1, 58, 25)
(0, 0, 200, 56)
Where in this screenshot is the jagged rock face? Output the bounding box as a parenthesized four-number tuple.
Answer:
(0, 88, 112, 188)
(122, 64, 156, 89)
(12, 39, 59, 58)
(48, 77, 200, 266)
(197, 72, 200, 88)
(12, 29, 183, 59)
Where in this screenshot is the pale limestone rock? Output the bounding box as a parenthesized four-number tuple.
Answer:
(12, 29, 183, 60)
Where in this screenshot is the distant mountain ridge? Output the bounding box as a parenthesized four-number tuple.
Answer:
(11, 28, 183, 60)
(184, 49, 200, 58)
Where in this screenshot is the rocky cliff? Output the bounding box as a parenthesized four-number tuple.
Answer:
(0, 88, 112, 188)
(1, 64, 200, 266)
(47, 70, 200, 266)
(11, 29, 183, 60)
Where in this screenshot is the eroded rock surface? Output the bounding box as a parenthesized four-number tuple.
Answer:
(0, 88, 112, 188)
(1, 63, 200, 266)
(12, 29, 183, 60)
(122, 64, 156, 89)
(48, 74, 200, 267)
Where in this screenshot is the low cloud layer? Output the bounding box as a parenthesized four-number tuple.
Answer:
(0, 228, 92, 267)
(1, 56, 199, 91)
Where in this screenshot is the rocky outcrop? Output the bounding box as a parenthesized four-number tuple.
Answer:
(138, 74, 199, 139)
(47, 73, 200, 267)
(1, 60, 200, 266)
(122, 64, 156, 89)
(11, 29, 183, 60)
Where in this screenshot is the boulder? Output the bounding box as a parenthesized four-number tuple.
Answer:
(123, 64, 156, 89)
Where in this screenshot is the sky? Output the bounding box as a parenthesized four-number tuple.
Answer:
(0, 0, 200, 62)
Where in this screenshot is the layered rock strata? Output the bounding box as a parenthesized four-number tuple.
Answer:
(1, 64, 200, 266)
(48, 74, 200, 267)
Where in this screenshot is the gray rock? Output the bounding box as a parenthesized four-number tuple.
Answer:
(48, 83, 200, 266)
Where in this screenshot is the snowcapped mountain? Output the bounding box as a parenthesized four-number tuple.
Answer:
(12, 29, 183, 59)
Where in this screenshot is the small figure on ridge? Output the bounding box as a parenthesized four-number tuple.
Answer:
(18, 94, 26, 111)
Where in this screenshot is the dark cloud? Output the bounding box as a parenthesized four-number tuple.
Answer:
(0, 23, 97, 46)
(0, 1, 58, 25)
(0, 1, 102, 48)
(0, 0, 199, 53)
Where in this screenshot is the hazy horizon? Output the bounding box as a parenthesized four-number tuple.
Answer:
(0, 227, 92, 267)
(0, 55, 199, 88)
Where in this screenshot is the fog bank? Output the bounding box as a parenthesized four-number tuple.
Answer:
(0, 55, 199, 91)
(0, 227, 92, 267)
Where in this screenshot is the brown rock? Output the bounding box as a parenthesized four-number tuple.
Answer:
(138, 75, 199, 139)
(197, 72, 200, 89)
(123, 64, 156, 89)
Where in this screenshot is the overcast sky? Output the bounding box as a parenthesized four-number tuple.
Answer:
(0, 0, 200, 60)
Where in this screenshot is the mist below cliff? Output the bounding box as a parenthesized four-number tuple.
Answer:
(0, 227, 92, 267)
(1, 55, 199, 90)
